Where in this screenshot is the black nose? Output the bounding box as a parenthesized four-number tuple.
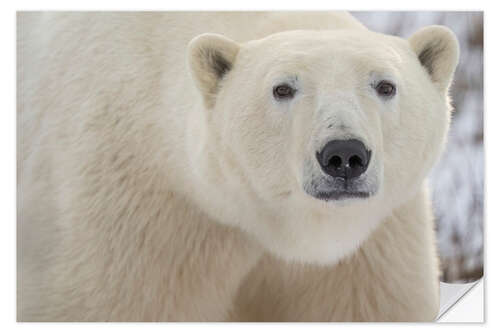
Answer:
(316, 139, 371, 180)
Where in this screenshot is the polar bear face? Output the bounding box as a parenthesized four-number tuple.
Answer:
(188, 27, 458, 264)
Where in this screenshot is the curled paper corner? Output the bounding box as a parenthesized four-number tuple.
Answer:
(437, 279, 483, 322)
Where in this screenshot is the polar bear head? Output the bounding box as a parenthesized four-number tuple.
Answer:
(187, 26, 459, 264)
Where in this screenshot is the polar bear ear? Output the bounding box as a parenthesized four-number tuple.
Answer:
(409, 25, 459, 93)
(188, 33, 240, 109)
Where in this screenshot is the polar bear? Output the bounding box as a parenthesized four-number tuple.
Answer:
(17, 12, 458, 321)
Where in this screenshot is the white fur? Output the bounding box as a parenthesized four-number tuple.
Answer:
(18, 12, 458, 321)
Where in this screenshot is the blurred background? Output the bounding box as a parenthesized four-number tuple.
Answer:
(352, 12, 484, 283)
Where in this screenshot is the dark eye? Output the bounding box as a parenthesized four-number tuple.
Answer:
(273, 84, 295, 100)
(375, 80, 396, 98)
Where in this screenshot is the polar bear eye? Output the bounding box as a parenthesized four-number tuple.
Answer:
(374, 80, 396, 98)
(273, 84, 296, 100)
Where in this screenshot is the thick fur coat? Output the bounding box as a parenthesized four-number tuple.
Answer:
(18, 12, 458, 321)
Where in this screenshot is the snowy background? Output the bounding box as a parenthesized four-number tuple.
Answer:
(351, 12, 484, 283)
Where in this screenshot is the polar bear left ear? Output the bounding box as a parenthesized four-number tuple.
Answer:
(188, 33, 240, 109)
(409, 25, 459, 93)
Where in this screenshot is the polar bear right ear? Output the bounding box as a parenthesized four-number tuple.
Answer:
(188, 33, 240, 109)
(409, 25, 459, 93)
